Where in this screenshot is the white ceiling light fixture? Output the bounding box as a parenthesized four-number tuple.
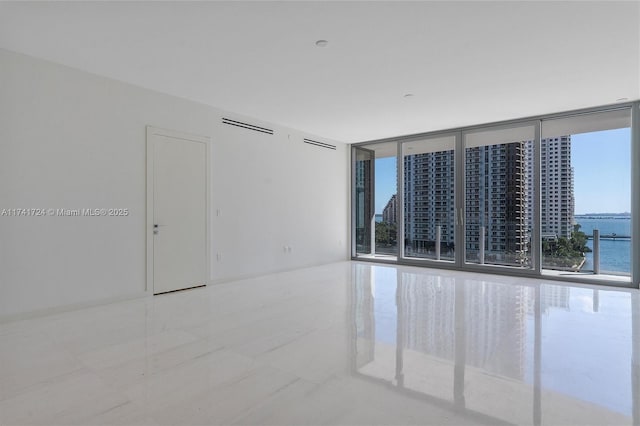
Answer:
(315, 40, 329, 47)
(404, 94, 414, 98)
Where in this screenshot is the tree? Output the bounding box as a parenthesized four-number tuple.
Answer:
(375, 221, 397, 246)
(542, 223, 591, 268)
(571, 224, 591, 253)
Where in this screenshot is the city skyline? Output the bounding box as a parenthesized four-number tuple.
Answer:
(374, 128, 630, 216)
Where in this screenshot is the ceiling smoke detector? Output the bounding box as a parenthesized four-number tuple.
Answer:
(315, 40, 328, 47)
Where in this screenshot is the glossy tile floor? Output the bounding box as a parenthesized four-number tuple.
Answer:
(1, 261, 639, 425)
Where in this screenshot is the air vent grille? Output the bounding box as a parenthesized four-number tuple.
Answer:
(222, 117, 274, 135)
(303, 138, 336, 150)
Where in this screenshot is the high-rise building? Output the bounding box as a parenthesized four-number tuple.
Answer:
(355, 156, 373, 253)
(382, 194, 398, 224)
(404, 143, 527, 262)
(403, 150, 456, 255)
(525, 136, 575, 240)
(404, 137, 574, 264)
(525, 140, 535, 241)
(541, 136, 574, 239)
(464, 142, 527, 263)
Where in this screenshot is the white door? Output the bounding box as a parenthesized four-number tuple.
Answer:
(147, 127, 208, 294)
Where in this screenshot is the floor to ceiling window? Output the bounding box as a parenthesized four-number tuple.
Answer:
(540, 109, 632, 278)
(352, 142, 397, 261)
(402, 134, 457, 263)
(352, 103, 638, 287)
(463, 123, 537, 270)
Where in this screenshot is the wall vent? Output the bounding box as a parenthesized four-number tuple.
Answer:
(303, 138, 336, 150)
(222, 117, 274, 135)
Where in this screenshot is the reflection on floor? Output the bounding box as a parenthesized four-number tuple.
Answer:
(355, 253, 398, 261)
(0, 261, 638, 425)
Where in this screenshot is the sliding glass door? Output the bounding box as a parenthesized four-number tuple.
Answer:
(351, 103, 637, 286)
(463, 123, 537, 271)
(401, 134, 457, 263)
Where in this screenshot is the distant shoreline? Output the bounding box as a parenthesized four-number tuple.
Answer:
(575, 215, 631, 220)
(575, 213, 630, 217)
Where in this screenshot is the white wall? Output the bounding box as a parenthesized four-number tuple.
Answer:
(0, 49, 349, 319)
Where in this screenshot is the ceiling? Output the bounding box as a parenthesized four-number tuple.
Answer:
(1, 1, 638, 143)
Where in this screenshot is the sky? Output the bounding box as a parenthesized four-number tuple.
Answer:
(375, 157, 398, 214)
(571, 128, 630, 214)
(373, 128, 631, 215)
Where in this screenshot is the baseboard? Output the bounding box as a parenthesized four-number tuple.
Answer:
(208, 258, 350, 286)
(0, 290, 151, 324)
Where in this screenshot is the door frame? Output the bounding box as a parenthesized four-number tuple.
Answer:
(396, 130, 460, 265)
(146, 126, 210, 294)
(351, 145, 376, 258)
(458, 120, 540, 275)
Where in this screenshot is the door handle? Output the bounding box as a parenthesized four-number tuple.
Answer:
(153, 224, 167, 235)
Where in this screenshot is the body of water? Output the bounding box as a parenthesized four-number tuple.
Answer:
(575, 216, 630, 275)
